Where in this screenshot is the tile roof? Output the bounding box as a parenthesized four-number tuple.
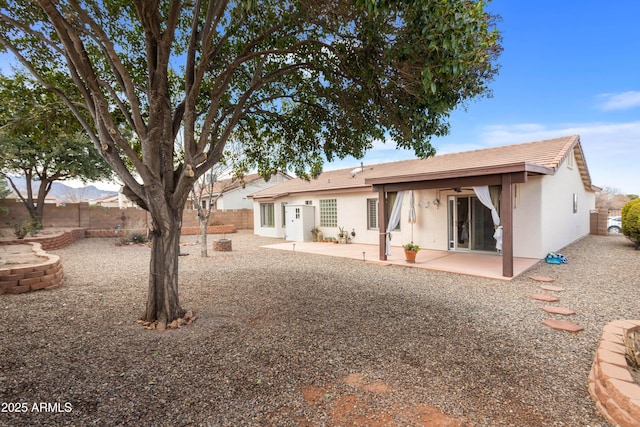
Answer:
(251, 135, 594, 199)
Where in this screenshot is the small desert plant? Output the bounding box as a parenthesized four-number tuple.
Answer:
(28, 215, 42, 236)
(10, 219, 33, 239)
(127, 231, 148, 244)
(623, 327, 640, 370)
(621, 198, 640, 249)
(117, 220, 149, 245)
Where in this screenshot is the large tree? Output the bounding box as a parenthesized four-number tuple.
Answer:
(0, 73, 114, 224)
(0, 0, 501, 328)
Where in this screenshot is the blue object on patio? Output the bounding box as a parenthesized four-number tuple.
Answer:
(545, 252, 568, 264)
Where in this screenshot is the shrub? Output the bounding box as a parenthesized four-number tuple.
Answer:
(29, 215, 42, 236)
(10, 219, 32, 239)
(621, 198, 640, 249)
(116, 220, 149, 245)
(9, 216, 43, 239)
(127, 231, 148, 244)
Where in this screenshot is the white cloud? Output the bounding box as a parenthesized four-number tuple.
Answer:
(324, 120, 640, 193)
(597, 91, 640, 111)
(479, 121, 640, 194)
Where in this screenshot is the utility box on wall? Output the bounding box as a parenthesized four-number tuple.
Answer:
(285, 205, 315, 242)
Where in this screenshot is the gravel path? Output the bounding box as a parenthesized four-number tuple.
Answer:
(0, 232, 638, 426)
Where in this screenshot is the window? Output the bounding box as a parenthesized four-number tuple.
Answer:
(281, 202, 287, 227)
(319, 199, 337, 227)
(367, 199, 378, 229)
(305, 200, 313, 205)
(260, 203, 275, 227)
(201, 200, 207, 209)
(567, 150, 575, 169)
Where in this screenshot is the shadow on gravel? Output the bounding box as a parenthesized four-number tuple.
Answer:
(2, 233, 635, 426)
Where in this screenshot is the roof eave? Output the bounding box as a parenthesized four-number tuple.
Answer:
(364, 162, 555, 186)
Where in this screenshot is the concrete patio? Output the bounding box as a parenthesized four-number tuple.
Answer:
(262, 240, 541, 280)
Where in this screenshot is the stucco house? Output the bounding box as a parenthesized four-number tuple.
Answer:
(191, 171, 292, 211)
(250, 135, 598, 277)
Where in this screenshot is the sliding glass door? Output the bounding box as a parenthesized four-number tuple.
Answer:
(448, 195, 496, 252)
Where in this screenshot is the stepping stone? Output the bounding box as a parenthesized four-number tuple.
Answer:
(530, 293, 559, 302)
(540, 306, 575, 315)
(530, 275, 555, 283)
(540, 284, 565, 292)
(542, 319, 583, 333)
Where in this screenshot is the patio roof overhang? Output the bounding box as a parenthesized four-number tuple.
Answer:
(364, 161, 553, 189)
(365, 162, 553, 278)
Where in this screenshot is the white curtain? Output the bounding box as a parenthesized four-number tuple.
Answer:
(385, 191, 404, 256)
(493, 226, 503, 252)
(473, 186, 502, 251)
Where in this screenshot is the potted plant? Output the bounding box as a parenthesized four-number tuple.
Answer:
(403, 242, 420, 263)
(337, 226, 348, 244)
(311, 226, 320, 242)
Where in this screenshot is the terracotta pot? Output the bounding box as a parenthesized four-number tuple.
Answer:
(404, 249, 417, 263)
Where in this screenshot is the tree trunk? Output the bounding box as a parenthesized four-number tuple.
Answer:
(143, 210, 185, 327)
(200, 218, 208, 257)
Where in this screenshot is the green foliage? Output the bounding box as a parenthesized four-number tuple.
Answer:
(621, 198, 640, 249)
(0, 1, 502, 323)
(9, 216, 40, 239)
(0, 0, 501, 188)
(0, 178, 9, 215)
(0, 73, 113, 181)
(0, 73, 115, 222)
(10, 219, 31, 239)
(403, 242, 420, 252)
(0, 178, 9, 199)
(126, 231, 149, 245)
(116, 220, 149, 245)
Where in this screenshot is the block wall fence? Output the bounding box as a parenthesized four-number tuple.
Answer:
(0, 200, 253, 231)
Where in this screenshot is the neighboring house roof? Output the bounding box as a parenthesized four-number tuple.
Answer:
(199, 172, 292, 196)
(251, 135, 596, 200)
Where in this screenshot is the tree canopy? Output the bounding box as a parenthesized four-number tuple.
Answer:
(0, 0, 501, 326)
(0, 73, 114, 222)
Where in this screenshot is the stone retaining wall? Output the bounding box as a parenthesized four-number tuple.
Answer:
(1, 229, 86, 251)
(0, 243, 64, 295)
(2, 226, 236, 248)
(85, 224, 237, 238)
(588, 319, 640, 427)
(0, 225, 235, 295)
(180, 225, 236, 235)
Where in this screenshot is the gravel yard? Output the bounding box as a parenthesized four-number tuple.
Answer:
(1, 231, 638, 426)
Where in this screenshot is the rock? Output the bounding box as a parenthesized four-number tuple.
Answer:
(540, 306, 576, 315)
(529, 275, 555, 282)
(168, 320, 178, 329)
(542, 319, 584, 333)
(530, 293, 559, 302)
(157, 320, 167, 332)
(540, 284, 566, 292)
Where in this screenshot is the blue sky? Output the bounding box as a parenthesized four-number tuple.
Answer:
(327, 0, 640, 195)
(4, 1, 638, 194)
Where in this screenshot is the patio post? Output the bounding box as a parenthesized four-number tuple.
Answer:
(377, 186, 387, 260)
(501, 174, 513, 277)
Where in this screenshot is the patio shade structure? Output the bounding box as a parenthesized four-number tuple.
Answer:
(370, 169, 520, 277)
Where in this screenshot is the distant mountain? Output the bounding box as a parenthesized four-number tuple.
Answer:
(4, 176, 117, 203)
